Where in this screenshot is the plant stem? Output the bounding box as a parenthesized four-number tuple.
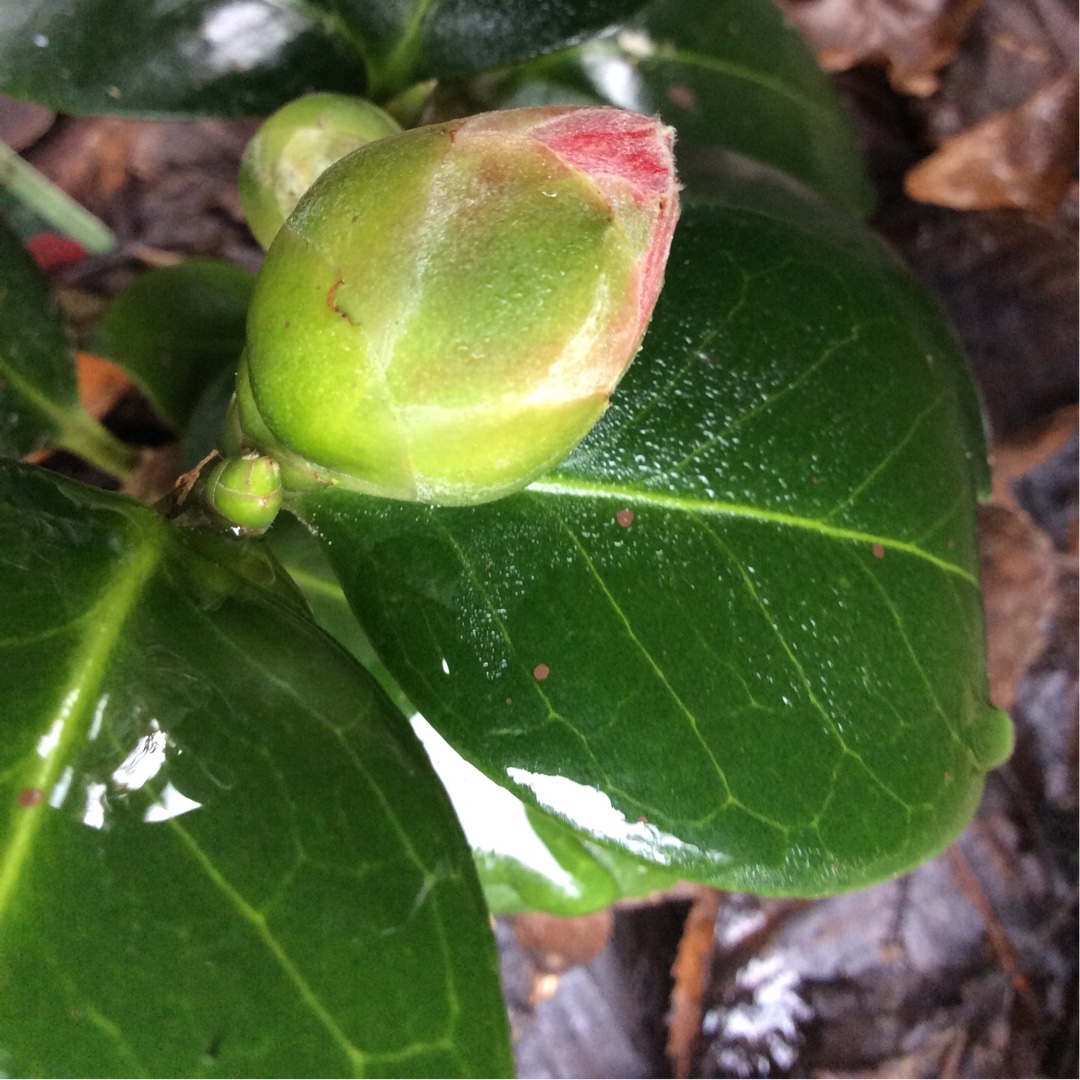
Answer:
(55, 409, 136, 480)
(0, 142, 115, 253)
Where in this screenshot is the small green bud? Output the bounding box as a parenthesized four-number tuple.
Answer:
(241, 105, 680, 506)
(206, 453, 283, 531)
(239, 94, 401, 249)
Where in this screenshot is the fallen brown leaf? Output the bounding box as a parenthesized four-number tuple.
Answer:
(906, 73, 1079, 214)
(513, 908, 613, 975)
(666, 885, 722, 1079)
(778, 0, 981, 95)
(980, 407, 1076, 713)
(74, 350, 131, 421)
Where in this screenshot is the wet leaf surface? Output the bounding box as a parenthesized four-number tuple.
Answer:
(269, 514, 680, 917)
(0, 0, 366, 118)
(0, 461, 512, 1077)
(298, 180, 1009, 896)
(506, 414, 1077, 1078)
(0, 0, 645, 116)
(345, 0, 649, 99)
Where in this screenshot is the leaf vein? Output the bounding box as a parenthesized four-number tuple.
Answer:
(527, 478, 976, 583)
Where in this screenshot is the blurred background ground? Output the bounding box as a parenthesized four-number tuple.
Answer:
(1, 0, 1076, 1075)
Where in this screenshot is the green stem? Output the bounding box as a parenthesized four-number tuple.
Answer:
(54, 408, 136, 480)
(1, 359, 135, 480)
(0, 141, 115, 253)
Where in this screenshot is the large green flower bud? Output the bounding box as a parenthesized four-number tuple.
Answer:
(239, 94, 400, 249)
(240, 106, 680, 506)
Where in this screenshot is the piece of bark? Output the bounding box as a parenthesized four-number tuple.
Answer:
(501, 902, 688, 1079)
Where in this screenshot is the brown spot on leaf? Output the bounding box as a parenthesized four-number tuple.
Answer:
(533, 663, 550, 681)
(18, 788, 43, 808)
(872, 543, 886, 558)
(616, 509, 635, 528)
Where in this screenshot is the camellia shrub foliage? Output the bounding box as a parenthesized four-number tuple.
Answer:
(0, 0, 1013, 1075)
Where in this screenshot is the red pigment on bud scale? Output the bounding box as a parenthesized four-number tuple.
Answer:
(532, 109, 679, 328)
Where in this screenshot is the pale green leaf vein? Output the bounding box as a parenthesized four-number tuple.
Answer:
(672, 320, 870, 471)
(528, 476, 976, 583)
(822, 392, 948, 522)
(698, 520, 914, 817)
(0, 523, 163, 924)
(541, 503, 735, 805)
(647, 44, 836, 125)
(166, 820, 367, 1076)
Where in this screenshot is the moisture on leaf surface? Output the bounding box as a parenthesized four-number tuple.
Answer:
(297, 186, 1012, 898)
(0, 461, 511, 1077)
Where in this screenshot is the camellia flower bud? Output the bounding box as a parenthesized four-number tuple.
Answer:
(239, 94, 401, 249)
(240, 105, 680, 506)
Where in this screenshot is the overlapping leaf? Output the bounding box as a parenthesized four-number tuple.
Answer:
(296, 179, 1012, 897)
(271, 516, 678, 916)
(0, 218, 131, 477)
(0, 0, 645, 116)
(484, 0, 873, 214)
(0, 461, 511, 1077)
(91, 259, 253, 431)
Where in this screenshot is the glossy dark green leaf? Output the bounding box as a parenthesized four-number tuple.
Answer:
(270, 515, 678, 916)
(486, 0, 873, 215)
(0, 0, 644, 117)
(91, 260, 253, 431)
(0, 461, 511, 1077)
(0, 218, 132, 477)
(295, 182, 1012, 898)
(346, 0, 648, 98)
(0, 1, 366, 119)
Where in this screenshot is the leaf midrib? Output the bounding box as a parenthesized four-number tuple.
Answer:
(526, 476, 975, 583)
(0, 518, 164, 924)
